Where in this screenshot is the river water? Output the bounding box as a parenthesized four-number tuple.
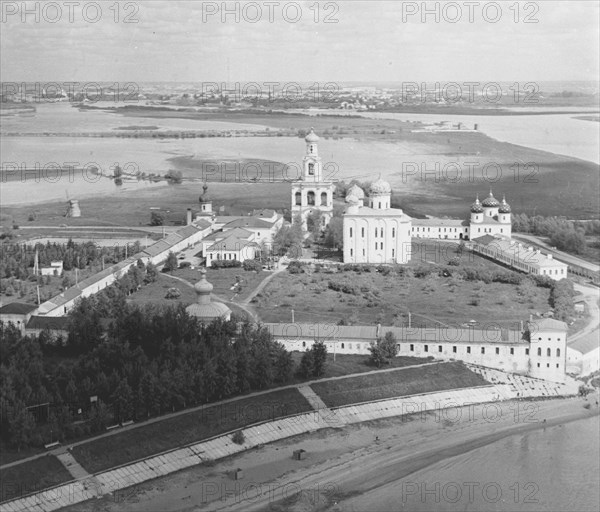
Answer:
(344, 415, 600, 512)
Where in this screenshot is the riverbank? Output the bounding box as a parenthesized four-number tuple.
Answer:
(63, 396, 598, 512)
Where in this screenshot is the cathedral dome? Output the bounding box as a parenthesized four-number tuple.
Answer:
(345, 184, 365, 201)
(499, 197, 511, 213)
(482, 191, 500, 207)
(470, 196, 483, 213)
(199, 183, 212, 203)
(369, 177, 392, 196)
(305, 128, 319, 143)
(346, 194, 359, 204)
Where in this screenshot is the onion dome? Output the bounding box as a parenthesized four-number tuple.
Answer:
(186, 269, 231, 321)
(369, 177, 392, 196)
(470, 195, 484, 213)
(194, 268, 213, 296)
(199, 183, 212, 203)
(481, 190, 500, 207)
(345, 184, 365, 201)
(305, 127, 319, 143)
(499, 196, 511, 213)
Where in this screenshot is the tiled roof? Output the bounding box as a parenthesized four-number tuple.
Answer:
(26, 316, 70, 331)
(527, 318, 568, 332)
(569, 332, 600, 355)
(412, 218, 468, 227)
(207, 236, 258, 252)
(344, 206, 411, 219)
(223, 217, 275, 229)
(0, 302, 38, 315)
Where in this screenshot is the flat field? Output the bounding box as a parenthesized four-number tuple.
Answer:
(253, 240, 551, 328)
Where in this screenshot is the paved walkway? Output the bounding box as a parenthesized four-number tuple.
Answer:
(54, 451, 91, 481)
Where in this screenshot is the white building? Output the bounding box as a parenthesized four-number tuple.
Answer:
(470, 235, 569, 280)
(291, 129, 336, 231)
(266, 317, 568, 383)
(411, 191, 512, 240)
(343, 179, 412, 264)
(40, 261, 64, 276)
(567, 332, 600, 376)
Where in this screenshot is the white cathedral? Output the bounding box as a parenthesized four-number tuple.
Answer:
(290, 129, 513, 265)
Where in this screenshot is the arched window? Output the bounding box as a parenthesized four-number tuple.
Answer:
(392, 228, 396, 237)
(320, 192, 327, 206)
(295, 191, 301, 205)
(556, 348, 561, 357)
(350, 227, 353, 237)
(537, 348, 541, 356)
(547, 348, 551, 357)
(308, 163, 314, 175)
(307, 191, 315, 206)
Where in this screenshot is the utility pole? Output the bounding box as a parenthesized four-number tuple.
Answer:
(37, 285, 41, 305)
(408, 311, 412, 329)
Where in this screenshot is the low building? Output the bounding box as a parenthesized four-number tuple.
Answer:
(25, 315, 70, 340)
(470, 235, 569, 280)
(567, 332, 600, 376)
(0, 302, 38, 332)
(412, 218, 469, 240)
(266, 317, 568, 383)
(40, 261, 64, 276)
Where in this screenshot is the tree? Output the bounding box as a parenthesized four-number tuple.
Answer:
(324, 217, 343, 249)
(273, 224, 303, 258)
(368, 342, 386, 368)
(144, 262, 158, 283)
(306, 209, 323, 239)
(380, 332, 399, 359)
(369, 332, 398, 367)
(163, 252, 178, 273)
(297, 349, 314, 379)
(311, 340, 327, 378)
(150, 211, 166, 226)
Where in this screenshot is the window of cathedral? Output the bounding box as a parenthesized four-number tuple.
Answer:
(392, 228, 395, 237)
(510, 348, 514, 355)
(410, 344, 414, 351)
(453, 346, 457, 353)
(438, 345, 442, 352)
(547, 348, 551, 356)
(295, 192, 301, 205)
(467, 346, 471, 354)
(361, 227, 365, 237)
(320, 192, 327, 205)
(424, 345, 428, 352)
(307, 191, 315, 206)
(308, 163, 314, 175)
(481, 347, 485, 354)
(537, 348, 542, 356)
(496, 347, 500, 355)
(350, 227, 353, 237)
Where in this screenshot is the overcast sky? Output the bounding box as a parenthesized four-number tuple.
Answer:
(2, 1, 599, 83)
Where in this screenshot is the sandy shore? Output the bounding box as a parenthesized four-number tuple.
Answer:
(64, 396, 599, 512)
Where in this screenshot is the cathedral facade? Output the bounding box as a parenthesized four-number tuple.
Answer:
(342, 180, 412, 264)
(291, 129, 336, 231)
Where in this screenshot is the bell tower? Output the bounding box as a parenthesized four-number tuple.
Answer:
(302, 128, 323, 182)
(291, 128, 336, 231)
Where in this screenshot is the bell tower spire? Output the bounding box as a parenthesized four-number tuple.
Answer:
(303, 128, 322, 181)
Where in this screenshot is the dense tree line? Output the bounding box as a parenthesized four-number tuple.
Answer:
(0, 303, 296, 452)
(512, 214, 600, 255)
(0, 239, 139, 280)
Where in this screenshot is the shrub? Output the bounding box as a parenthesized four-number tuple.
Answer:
(165, 287, 181, 299)
(211, 259, 242, 269)
(242, 259, 262, 271)
(179, 261, 191, 269)
(288, 260, 304, 274)
(232, 430, 245, 444)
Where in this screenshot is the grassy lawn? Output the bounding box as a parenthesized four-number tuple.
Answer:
(126, 273, 196, 307)
(71, 388, 312, 474)
(172, 266, 268, 302)
(254, 241, 551, 328)
(290, 352, 429, 381)
(0, 455, 73, 503)
(311, 362, 489, 408)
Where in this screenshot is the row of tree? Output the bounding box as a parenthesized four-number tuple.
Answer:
(0, 239, 139, 280)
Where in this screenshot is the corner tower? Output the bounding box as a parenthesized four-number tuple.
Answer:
(291, 128, 336, 231)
